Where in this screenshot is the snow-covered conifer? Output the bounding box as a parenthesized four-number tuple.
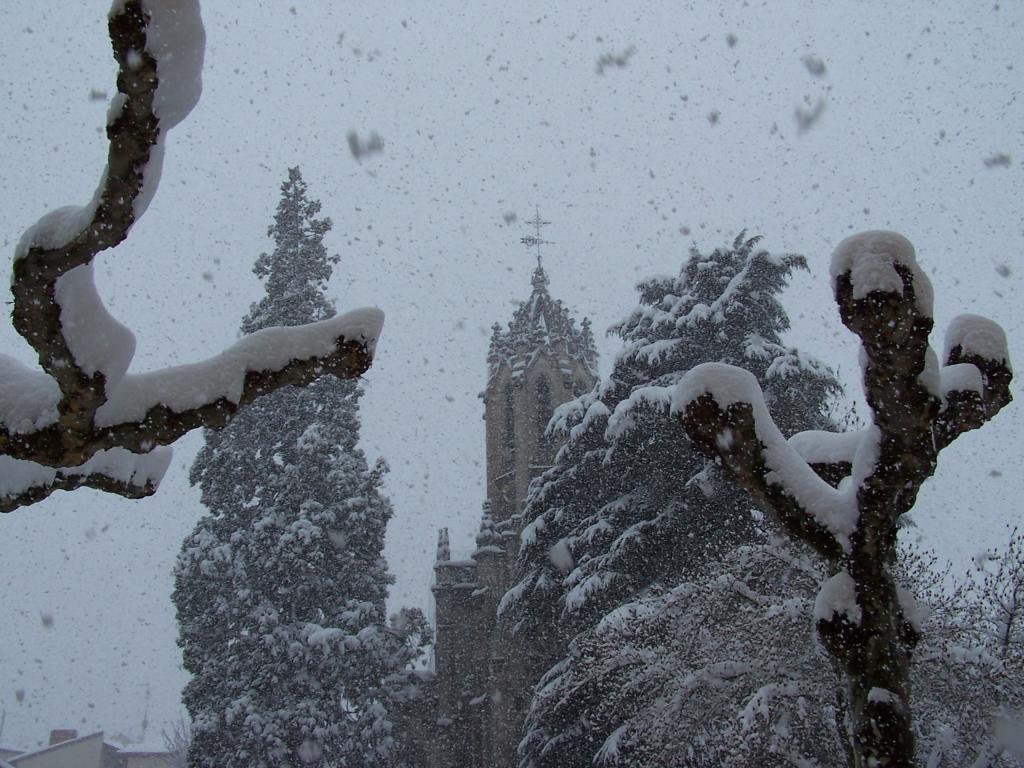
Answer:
(173, 168, 426, 768)
(502, 234, 838, 766)
(520, 532, 845, 767)
(505, 234, 839, 642)
(521, 532, 1024, 767)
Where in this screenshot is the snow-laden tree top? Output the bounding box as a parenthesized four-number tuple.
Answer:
(0, 0, 383, 512)
(242, 166, 338, 333)
(176, 166, 423, 768)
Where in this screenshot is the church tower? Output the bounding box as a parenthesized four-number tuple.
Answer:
(429, 211, 598, 768)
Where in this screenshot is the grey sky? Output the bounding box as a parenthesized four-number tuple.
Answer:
(1, 0, 1021, 752)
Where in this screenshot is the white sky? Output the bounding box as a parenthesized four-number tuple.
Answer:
(0, 0, 1021, 752)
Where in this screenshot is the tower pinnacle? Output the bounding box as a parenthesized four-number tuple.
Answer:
(436, 527, 451, 562)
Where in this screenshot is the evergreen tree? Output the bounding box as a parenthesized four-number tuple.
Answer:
(522, 531, 845, 767)
(502, 234, 840, 763)
(520, 532, 1024, 767)
(173, 168, 426, 768)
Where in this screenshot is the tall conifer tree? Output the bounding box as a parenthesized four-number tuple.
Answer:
(503, 235, 841, 764)
(173, 168, 426, 768)
(509, 234, 839, 626)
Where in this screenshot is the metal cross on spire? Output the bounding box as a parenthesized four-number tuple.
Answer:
(520, 207, 554, 270)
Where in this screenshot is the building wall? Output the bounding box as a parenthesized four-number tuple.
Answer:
(484, 348, 592, 524)
(10, 733, 104, 768)
(431, 342, 595, 768)
(431, 562, 485, 767)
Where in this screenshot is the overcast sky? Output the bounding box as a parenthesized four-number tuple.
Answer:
(0, 0, 1021, 752)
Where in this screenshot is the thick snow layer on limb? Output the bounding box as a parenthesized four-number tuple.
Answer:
(788, 429, 864, 466)
(16, 1, 205, 259)
(830, 230, 934, 316)
(940, 363, 985, 398)
(814, 570, 862, 624)
(70, 445, 172, 485)
(0, 446, 171, 499)
(673, 362, 762, 412)
(97, 307, 383, 425)
(0, 355, 60, 433)
(14, 197, 104, 262)
(673, 363, 863, 551)
(944, 314, 1011, 369)
(136, 0, 205, 129)
(55, 264, 137, 388)
(128, 0, 204, 219)
(0, 457, 59, 499)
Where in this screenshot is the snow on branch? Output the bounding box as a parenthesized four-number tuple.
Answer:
(676, 231, 1012, 549)
(672, 363, 858, 560)
(934, 314, 1013, 449)
(0, 448, 172, 513)
(674, 230, 1013, 767)
(1, 1, 383, 512)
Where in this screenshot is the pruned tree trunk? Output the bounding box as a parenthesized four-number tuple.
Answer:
(675, 231, 1012, 766)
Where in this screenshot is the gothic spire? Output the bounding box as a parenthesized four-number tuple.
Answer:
(488, 209, 598, 380)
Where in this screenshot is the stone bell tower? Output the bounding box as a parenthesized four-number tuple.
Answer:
(429, 210, 598, 768)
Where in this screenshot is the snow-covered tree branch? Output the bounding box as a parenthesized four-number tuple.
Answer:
(1, 1, 382, 512)
(674, 231, 1013, 767)
(522, 532, 1024, 767)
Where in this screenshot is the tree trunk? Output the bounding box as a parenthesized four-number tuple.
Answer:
(819, 564, 917, 767)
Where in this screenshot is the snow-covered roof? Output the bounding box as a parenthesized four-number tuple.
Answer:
(7, 731, 172, 768)
(8, 731, 105, 764)
(488, 266, 597, 381)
